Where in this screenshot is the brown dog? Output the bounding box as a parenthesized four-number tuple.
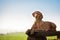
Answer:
(31, 11, 56, 34)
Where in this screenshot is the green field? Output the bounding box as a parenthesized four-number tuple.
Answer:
(0, 32, 59, 40)
(0, 32, 27, 40)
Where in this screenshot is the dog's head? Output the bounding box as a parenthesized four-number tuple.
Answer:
(32, 11, 43, 20)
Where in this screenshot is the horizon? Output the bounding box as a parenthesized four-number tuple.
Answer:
(0, 0, 60, 34)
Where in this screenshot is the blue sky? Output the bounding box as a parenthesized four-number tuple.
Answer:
(0, 0, 60, 34)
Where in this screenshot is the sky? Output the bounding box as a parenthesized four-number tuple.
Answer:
(0, 0, 60, 34)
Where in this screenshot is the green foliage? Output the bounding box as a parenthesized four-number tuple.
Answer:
(0, 32, 27, 40)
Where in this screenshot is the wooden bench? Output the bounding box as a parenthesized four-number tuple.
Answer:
(26, 30, 60, 40)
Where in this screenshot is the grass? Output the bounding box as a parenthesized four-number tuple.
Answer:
(0, 32, 59, 40)
(0, 32, 27, 40)
(46, 36, 57, 40)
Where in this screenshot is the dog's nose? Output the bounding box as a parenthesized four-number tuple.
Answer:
(35, 14, 37, 17)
